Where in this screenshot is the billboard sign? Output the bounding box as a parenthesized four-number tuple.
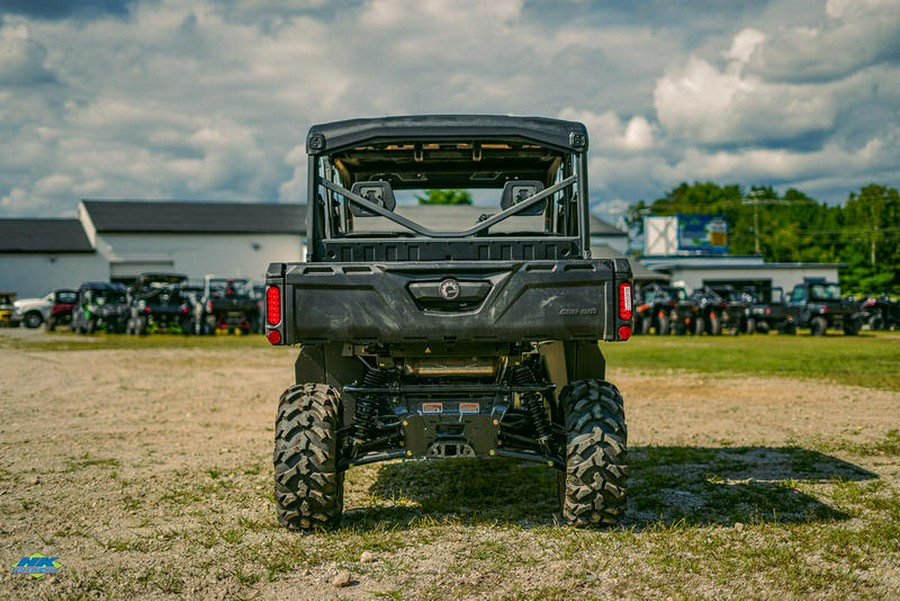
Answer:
(677, 214, 729, 254)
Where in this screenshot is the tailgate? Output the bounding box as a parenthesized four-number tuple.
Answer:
(268, 259, 631, 344)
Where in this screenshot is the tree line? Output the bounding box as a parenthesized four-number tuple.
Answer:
(626, 182, 899, 294)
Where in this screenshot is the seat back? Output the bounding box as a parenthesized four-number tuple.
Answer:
(500, 180, 545, 216)
(348, 181, 396, 217)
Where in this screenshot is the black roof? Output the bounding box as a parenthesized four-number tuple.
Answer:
(307, 115, 589, 154)
(0, 219, 94, 253)
(82, 200, 306, 234)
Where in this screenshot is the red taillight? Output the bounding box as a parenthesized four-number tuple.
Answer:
(266, 285, 281, 326)
(618, 325, 632, 340)
(266, 330, 282, 345)
(618, 282, 633, 321)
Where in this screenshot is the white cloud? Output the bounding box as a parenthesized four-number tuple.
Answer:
(725, 28, 766, 64)
(0, 24, 56, 85)
(559, 108, 657, 152)
(0, 0, 897, 218)
(654, 53, 838, 147)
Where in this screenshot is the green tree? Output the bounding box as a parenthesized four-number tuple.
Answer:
(840, 184, 899, 292)
(416, 189, 473, 205)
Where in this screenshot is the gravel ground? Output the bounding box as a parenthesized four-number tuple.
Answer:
(1, 328, 898, 599)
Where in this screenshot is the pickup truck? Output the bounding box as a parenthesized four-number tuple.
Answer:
(264, 115, 634, 529)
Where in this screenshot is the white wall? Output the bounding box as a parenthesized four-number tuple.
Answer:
(666, 265, 840, 293)
(0, 254, 108, 298)
(95, 232, 305, 283)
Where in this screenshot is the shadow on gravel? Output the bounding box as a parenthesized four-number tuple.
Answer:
(342, 446, 876, 531)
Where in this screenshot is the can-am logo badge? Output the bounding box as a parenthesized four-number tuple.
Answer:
(439, 279, 461, 300)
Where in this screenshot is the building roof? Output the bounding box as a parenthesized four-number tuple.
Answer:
(0, 219, 94, 253)
(589, 215, 627, 237)
(81, 200, 306, 234)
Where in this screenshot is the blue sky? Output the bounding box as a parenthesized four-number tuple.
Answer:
(1, 0, 898, 225)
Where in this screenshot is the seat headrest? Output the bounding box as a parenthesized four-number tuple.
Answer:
(500, 180, 546, 216)
(348, 181, 396, 216)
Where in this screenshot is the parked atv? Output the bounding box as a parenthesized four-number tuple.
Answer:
(72, 282, 129, 334)
(126, 273, 193, 335)
(859, 294, 899, 331)
(711, 285, 756, 335)
(265, 115, 633, 530)
(786, 279, 861, 336)
(195, 277, 260, 335)
(634, 283, 676, 335)
(749, 287, 794, 334)
(674, 286, 724, 335)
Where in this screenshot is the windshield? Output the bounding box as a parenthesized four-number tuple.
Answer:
(809, 283, 841, 301)
(95, 290, 126, 305)
(208, 279, 253, 297)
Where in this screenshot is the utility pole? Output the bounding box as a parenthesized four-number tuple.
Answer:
(743, 190, 765, 255)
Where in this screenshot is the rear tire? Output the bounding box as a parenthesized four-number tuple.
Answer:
(811, 316, 827, 336)
(692, 316, 705, 336)
(706, 313, 721, 336)
(274, 383, 344, 530)
(560, 379, 627, 527)
(656, 314, 670, 336)
(24, 311, 43, 329)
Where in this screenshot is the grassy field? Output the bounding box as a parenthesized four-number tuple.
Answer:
(1, 328, 898, 599)
(5, 327, 898, 391)
(605, 331, 900, 391)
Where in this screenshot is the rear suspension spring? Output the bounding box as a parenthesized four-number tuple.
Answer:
(353, 368, 392, 444)
(513, 364, 552, 444)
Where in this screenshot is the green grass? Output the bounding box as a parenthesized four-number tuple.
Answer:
(604, 331, 900, 391)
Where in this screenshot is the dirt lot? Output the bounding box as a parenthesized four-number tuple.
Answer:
(1, 329, 898, 599)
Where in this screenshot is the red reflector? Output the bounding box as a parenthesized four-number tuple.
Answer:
(266, 286, 281, 325)
(618, 325, 632, 340)
(266, 330, 282, 345)
(618, 282, 633, 321)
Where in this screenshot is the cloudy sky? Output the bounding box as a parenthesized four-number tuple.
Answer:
(1, 0, 898, 224)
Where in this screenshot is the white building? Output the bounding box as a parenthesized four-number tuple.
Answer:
(79, 200, 305, 283)
(639, 254, 841, 294)
(1, 201, 305, 297)
(2, 199, 628, 297)
(0, 219, 107, 298)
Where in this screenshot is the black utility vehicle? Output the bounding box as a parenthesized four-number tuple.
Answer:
(265, 115, 634, 529)
(710, 285, 756, 335)
(634, 283, 676, 335)
(859, 294, 899, 331)
(671, 286, 722, 335)
(749, 287, 793, 334)
(786, 279, 861, 335)
(195, 276, 260, 334)
(126, 273, 192, 335)
(72, 282, 129, 334)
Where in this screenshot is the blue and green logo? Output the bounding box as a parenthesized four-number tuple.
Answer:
(12, 553, 60, 578)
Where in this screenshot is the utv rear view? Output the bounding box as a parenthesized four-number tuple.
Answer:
(265, 115, 633, 529)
